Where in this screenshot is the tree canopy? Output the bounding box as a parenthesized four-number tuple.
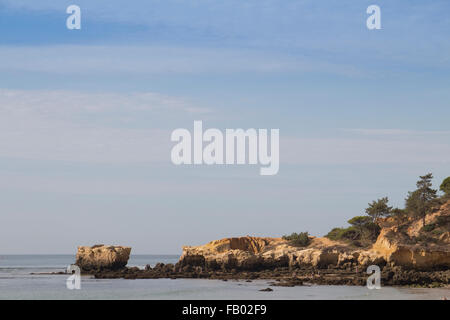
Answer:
(440, 177, 450, 195)
(405, 173, 437, 224)
(365, 197, 392, 221)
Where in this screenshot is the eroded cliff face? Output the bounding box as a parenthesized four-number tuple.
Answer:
(407, 200, 450, 237)
(76, 245, 131, 272)
(372, 225, 449, 270)
(178, 236, 364, 271)
(177, 201, 450, 272)
(178, 237, 288, 271)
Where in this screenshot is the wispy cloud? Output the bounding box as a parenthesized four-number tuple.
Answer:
(281, 127, 450, 165)
(0, 45, 363, 77)
(0, 89, 209, 163)
(282, 133, 450, 165)
(2, 0, 449, 73)
(1, 87, 448, 166)
(0, 88, 210, 116)
(341, 128, 450, 136)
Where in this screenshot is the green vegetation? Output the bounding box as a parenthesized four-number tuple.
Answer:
(405, 173, 438, 225)
(325, 227, 357, 241)
(325, 216, 380, 246)
(348, 216, 372, 232)
(348, 216, 379, 241)
(440, 177, 450, 196)
(390, 207, 407, 217)
(365, 197, 392, 221)
(287, 174, 448, 248)
(414, 234, 438, 245)
(324, 173, 449, 246)
(282, 232, 311, 247)
(422, 224, 436, 232)
(436, 215, 449, 227)
(431, 229, 444, 236)
(390, 207, 408, 224)
(325, 227, 345, 241)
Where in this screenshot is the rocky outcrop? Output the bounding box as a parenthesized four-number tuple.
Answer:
(372, 227, 450, 270)
(76, 245, 131, 272)
(177, 201, 450, 273)
(178, 237, 287, 271)
(406, 200, 450, 237)
(177, 236, 361, 271)
(440, 232, 450, 244)
(86, 201, 450, 287)
(178, 233, 448, 272)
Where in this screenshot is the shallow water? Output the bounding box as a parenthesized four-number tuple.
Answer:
(0, 255, 448, 300)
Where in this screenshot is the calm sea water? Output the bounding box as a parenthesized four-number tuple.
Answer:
(0, 255, 448, 300)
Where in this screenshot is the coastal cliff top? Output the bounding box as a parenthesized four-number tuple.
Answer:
(183, 200, 449, 254)
(179, 199, 449, 271)
(182, 234, 349, 256)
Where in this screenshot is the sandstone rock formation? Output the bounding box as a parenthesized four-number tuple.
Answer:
(76, 245, 131, 272)
(371, 210, 450, 270)
(177, 201, 450, 272)
(371, 228, 449, 270)
(86, 201, 449, 286)
(178, 236, 360, 271)
(406, 200, 450, 237)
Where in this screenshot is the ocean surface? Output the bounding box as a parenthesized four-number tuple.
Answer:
(0, 255, 448, 300)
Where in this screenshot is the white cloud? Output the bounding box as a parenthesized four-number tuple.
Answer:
(1, 88, 449, 166)
(0, 89, 202, 163)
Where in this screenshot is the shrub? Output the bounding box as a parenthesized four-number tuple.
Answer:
(415, 234, 438, 244)
(325, 226, 359, 241)
(346, 216, 380, 241)
(422, 224, 436, 232)
(391, 207, 407, 217)
(339, 227, 360, 240)
(325, 228, 345, 241)
(282, 232, 311, 247)
(348, 216, 372, 229)
(436, 215, 449, 227)
(431, 229, 444, 236)
(440, 177, 450, 195)
(363, 222, 381, 241)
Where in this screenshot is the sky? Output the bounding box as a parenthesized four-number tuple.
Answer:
(0, 0, 449, 254)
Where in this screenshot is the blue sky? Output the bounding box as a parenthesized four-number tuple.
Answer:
(1, 1, 449, 254)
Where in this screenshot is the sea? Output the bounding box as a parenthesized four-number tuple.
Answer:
(0, 255, 448, 300)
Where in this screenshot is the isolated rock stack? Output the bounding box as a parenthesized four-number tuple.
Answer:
(75, 244, 131, 272)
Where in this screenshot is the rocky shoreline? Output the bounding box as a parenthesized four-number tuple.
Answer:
(73, 200, 450, 288)
(91, 263, 449, 288)
(73, 239, 449, 287)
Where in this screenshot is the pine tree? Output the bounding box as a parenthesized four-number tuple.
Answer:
(440, 177, 450, 196)
(365, 197, 392, 221)
(405, 173, 437, 225)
